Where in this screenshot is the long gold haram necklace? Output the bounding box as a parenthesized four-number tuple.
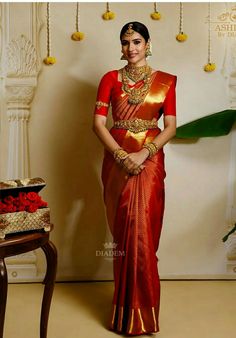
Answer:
(121, 65, 152, 105)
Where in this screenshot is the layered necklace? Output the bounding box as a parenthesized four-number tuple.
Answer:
(121, 64, 152, 105)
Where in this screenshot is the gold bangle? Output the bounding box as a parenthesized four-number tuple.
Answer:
(143, 142, 159, 158)
(113, 148, 128, 164)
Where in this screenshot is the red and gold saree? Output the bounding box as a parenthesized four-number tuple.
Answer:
(94, 70, 177, 335)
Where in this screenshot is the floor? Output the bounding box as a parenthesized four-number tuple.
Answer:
(4, 280, 236, 338)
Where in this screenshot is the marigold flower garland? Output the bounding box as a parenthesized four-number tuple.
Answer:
(0, 192, 48, 214)
(102, 2, 115, 20)
(43, 2, 56, 65)
(176, 2, 188, 42)
(204, 2, 216, 72)
(150, 2, 161, 20)
(71, 2, 85, 41)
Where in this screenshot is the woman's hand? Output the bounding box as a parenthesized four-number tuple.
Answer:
(122, 148, 149, 175)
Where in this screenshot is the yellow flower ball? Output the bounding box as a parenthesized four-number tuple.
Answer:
(43, 56, 56, 65)
(176, 32, 188, 42)
(204, 63, 216, 72)
(150, 12, 161, 20)
(102, 11, 115, 20)
(71, 31, 85, 41)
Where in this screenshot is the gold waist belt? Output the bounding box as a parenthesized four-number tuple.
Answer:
(113, 118, 158, 134)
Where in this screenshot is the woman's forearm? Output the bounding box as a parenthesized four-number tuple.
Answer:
(150, 116, 176, 150)
(93, 118, 120, 154)
(151, 125, 176, 150)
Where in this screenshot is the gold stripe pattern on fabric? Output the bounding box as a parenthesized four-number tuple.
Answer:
(128, 308, 135, 334)
(113, 118, 158, 133)
(118, 306, 124, 331)
(138, 308, 146, 332)
(111, 304, 116, 326)
(152, 307, 157, 331)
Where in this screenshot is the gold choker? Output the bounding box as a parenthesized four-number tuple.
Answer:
(124, 64, 150, 83)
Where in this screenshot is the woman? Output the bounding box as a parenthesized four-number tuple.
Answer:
(93, 22, 177, 336)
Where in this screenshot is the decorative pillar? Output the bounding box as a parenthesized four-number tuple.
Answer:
(0, 3, 45, 282)
(6, 35, 39, 179)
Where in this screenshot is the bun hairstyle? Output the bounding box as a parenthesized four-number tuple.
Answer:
(120, 22, 150, 42)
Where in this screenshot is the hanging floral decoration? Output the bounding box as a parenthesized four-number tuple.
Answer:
(150, 2, 161, 20)
(102, 2, 115, 20)
(43, 2, 56, 65)
(204, 3, 216, 72)
(176, 2, 188, 42)
(71, 2, 85, 41)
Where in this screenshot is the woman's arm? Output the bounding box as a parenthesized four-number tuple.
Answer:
(153, 115, 176, 146)
(123, 115, 176, 172)
(93, 115, 137, 173)
(93, 114, 121, 153)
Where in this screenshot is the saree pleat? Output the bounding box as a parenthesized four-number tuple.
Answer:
(102, 128, 166, 335)
(100, 71, 176, 335)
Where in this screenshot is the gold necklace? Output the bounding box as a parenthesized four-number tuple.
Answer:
(121, 65, 152, 105)
(124, 64, 150, 83)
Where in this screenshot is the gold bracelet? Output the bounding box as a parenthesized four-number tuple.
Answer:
(143, 142, 159, 158)
(113, 148, 128, 164)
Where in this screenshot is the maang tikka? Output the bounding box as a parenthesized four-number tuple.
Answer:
(124, 23, 135, 37)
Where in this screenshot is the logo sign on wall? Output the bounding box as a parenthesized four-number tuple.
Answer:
(212, 6, 236, 38)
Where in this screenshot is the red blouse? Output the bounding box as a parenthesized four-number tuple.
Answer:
(94, 70, 177, 119)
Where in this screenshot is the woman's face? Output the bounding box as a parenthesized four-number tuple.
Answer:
(121, 31, 148, 66)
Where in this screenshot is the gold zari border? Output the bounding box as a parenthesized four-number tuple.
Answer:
(111, 304, 158, 334)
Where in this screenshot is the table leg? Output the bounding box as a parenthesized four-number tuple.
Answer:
(40, 240, 57, 338)
(0, 259, 8, 338)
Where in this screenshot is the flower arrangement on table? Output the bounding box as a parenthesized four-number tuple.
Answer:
(0, 192, 48, 214)
(0, 178, 51, 239)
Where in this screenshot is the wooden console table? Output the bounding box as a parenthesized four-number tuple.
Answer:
(0, 230, 57, 338)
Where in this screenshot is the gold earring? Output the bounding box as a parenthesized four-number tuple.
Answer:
(145, 42, 152, 57)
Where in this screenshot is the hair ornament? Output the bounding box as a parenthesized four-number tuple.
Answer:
(124, 23, 135, 36)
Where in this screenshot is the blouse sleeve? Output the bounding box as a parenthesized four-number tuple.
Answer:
(162, 75, 177, 116)
(94, 72, 114, 116)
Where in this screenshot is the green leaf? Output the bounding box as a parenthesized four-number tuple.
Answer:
(176, 110, 236, 138)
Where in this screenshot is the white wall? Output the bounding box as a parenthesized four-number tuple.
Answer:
(0, 2, 235, 280)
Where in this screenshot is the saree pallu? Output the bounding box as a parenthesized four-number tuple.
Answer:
(102, 127, 166, 335)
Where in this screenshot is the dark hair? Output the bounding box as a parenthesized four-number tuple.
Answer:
(120, 22, 150, 42)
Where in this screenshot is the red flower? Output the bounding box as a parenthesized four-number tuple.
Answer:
(4, 204, 15, 213)
(4, 195, 14, 205)
(40, 201, 48, 207)
(27, 192, 40, 202)
(0, 191, 48, 214)
(18, 205, 25, 212)
(27, 204, 38, 213)
(19, 193, 27, 209)
(0, 201, 7, 213)
(13, 197, 20, 207)
(19, 192, 27, 201)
